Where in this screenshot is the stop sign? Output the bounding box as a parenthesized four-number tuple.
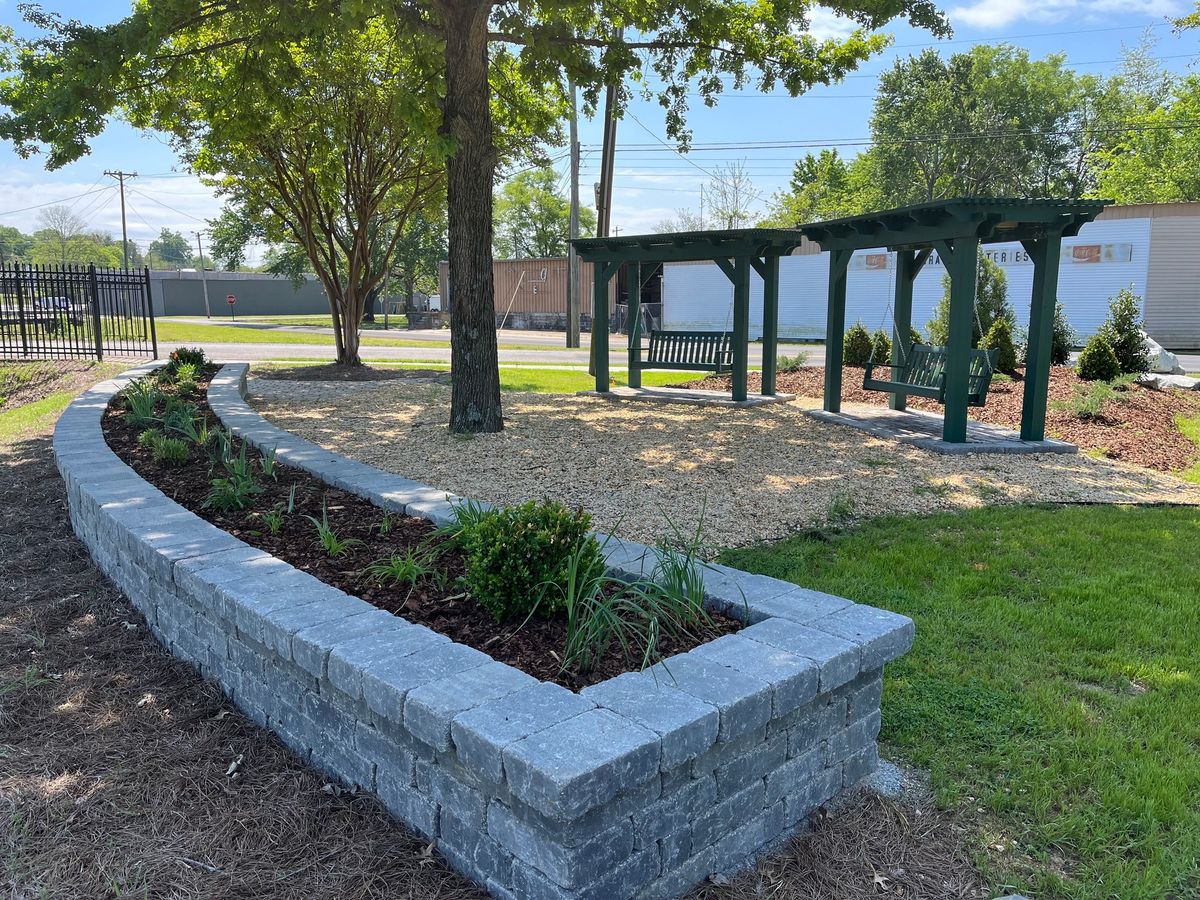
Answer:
(226, 294, 236, 305)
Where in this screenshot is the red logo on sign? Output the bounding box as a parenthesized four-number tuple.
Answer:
(226, 294, 236, 305)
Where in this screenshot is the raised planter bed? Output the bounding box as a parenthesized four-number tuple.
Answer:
(55, 361, 914, 900)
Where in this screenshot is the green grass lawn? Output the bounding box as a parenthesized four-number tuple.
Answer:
(154, 320, 563, 351)
(1176, 410, 1200, 484)
(215, 313, 410, 329)
(722, 504, 1200, 900)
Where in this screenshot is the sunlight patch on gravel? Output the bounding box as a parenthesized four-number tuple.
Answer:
(247, 376, 1200, 548)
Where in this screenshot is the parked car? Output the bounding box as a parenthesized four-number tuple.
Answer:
(33, 296, 72, 312)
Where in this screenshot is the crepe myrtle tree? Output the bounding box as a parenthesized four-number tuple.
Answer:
(0, 0, 947, 432)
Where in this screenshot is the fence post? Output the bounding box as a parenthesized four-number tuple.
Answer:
(12, 267, 30, 357)
(143, 267, 158, 359)
(88, 264, 104, 360)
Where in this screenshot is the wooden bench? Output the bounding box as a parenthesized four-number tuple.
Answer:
(862, 344, 998, 407)
(642, 329, 733, 373)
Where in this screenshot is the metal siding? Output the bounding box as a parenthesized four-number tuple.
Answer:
(662, 218, 1153, 343)
(437, 258, 594, 314)
(1145, 215, 1200, 349)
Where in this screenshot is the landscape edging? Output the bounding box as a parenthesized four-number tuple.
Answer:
(55, 361, 914, 900)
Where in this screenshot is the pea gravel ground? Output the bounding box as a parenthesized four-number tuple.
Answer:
(247, 374, 1200, 549)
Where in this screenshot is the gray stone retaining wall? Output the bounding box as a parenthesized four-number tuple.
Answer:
(54, 362, 914, 900)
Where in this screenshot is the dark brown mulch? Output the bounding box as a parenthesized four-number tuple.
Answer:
(0, 409, 484, 899)
(685, 366, 1200, 473)
(102, 370, 739, 690)
(254, 363, 452, 383)
(691, 790, 990, 900)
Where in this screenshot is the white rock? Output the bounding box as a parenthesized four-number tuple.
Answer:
(1142, 331, 1185, 375)
(1137, 372, 1200, 391)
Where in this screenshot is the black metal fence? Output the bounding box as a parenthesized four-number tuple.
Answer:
(0, 264, 157, 361)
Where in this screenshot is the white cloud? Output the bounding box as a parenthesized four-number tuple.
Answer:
(949, 0, 1183, 29)
(807, 7, 860, 41)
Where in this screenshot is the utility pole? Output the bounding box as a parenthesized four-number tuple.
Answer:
(193, 231, 212, 318)
(566, 80, 582, 349)
(104, 170, 137, 269)
(590, 35, 621, 377)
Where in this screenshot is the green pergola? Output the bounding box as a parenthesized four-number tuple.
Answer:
(798, 198, 1108, 444)
(572, 229, 810, 401)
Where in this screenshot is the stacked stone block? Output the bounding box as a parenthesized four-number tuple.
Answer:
(53, 362, 914, 899)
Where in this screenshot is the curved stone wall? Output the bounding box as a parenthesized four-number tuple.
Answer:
(55, 363, 914, 900)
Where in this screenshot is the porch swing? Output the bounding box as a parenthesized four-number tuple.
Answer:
(637, 278, 734, 374)
(860, 276, 998, 408)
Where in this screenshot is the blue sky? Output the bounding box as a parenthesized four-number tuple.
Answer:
(1, 0, 1197, 258)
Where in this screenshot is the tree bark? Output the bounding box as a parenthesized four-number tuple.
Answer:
(442, 0, 503, 432)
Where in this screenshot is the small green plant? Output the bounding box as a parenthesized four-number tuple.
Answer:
(459, 500, 599, 622)
(262, 506, 286, 535)
(203, 473, 262, 512)
(1055, 378, 1132, 420)
(1098, 287, 1150, 375)
(124, 379, 160, 427)
(364, 548, 443, 592)
(431, 498, 494, 551)
(982, 317, 1019, 375)
(167, 346, 207, 370)
(1077, 334, 1121, 382)
(870, 329, 891, 364)
(826, 490, 856, 524)
(286, 483, 298, 514)
(151, 435, 189, 466)
(259, 446, 279, 480)
(376, 512, 395, 535)
(137, 428, 161, 450)
(776, 351, 808, 372)
(223, 441, 255, 480)
(168, 411, 212, 447)
(843, 322, 872, 367)
(161, 396, 199, 433)
(1051, 301, 1074, 365)
(305, 502, 363, 558)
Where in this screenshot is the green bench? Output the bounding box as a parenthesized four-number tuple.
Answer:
(641, 329, 733, 373)
(862, 344, 998, 407)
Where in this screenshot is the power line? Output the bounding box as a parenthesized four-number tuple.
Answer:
(126, 186, 209, 224)
(0, 185, 116, 217)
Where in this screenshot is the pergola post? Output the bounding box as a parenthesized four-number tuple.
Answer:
(753, 254, 781, 396)
(823, 248, 852, 413)
(940, 238, 978, 443)
(731, 254, 751, 402)
(593, 261, 613, 392)
(889, 250, 915, 412)
(1020, 231, 1063, 441)
(627, 260, 642, 389)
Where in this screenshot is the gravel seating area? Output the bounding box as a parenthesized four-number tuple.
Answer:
(247, 374, 1200, 548)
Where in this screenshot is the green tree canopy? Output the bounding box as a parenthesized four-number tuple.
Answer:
(147, 228, 193, 269)
(494, 168, 594, 259)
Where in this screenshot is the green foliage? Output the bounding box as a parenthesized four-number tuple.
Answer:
(494, 169, 595, 259)
(458, 500, 599, 623)
(982, 317, 1019, 375)
(259, 446, 279, 480)
(151, 435, 189, 466)
(261, 505, 286, 535)
(826, 490, 857, 524)
(910, 325, 924, 346)
(203, 473, 262, 512)
(843, 322, 873, 367)
(364, 548, 443, 592)
(1051, 302, 1075, 365)
(928, 252, 1012, 347)
(1098, 287, 1151, 375)
(124, 379, 160, 428)
(1077, 335, 1121, 382)
(305, 501, 364, 558)
(776, 351, 808, 373)
(870, 329, 892, 364)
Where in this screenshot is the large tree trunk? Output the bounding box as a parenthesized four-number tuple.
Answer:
(442, 0, 503, 433)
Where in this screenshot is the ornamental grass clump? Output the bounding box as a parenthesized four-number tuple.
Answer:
(456, 499, 600, 622)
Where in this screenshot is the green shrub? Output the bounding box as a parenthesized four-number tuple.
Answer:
(843, 322, 872, 367)
(928, 252, 1012, 347)
(137, 428, 161, 450)
(169, 347, 207, 369)
(460, 500, 601, 623)
(776, 351, 808, 372)
(982, 317, 1019, 375)
(1098, 287, 1150, 375)
(124, 379, 160, 427)
(1077, 334, 1121, 382)
(1051, 302, 1074, 365)
(870, 329, 891, 364)
(203, 473, 262, 513)
(152, 436, 189, 466)
(909, 326, 923, 346)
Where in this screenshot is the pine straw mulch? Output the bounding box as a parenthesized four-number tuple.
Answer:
(684, 366, 1200, 474)
(2, 366, 996, 899)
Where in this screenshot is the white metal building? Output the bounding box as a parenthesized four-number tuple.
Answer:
(660, 202, 1200, 349)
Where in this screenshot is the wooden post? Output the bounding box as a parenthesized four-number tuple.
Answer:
(593, 262, 612, 392)
(1020, 232, 1063, 441)
(823, 248, 852, 413)
(890, 250, 915, 411)
(732, 254, 751, 402)
(760, 254, 781, 396)
(627, 260, 642, 389)
(941, 239, 977, 443)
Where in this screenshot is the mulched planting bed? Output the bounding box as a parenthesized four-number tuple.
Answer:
(684, 366, 1200, 473)
(102, 366, 738, 689)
